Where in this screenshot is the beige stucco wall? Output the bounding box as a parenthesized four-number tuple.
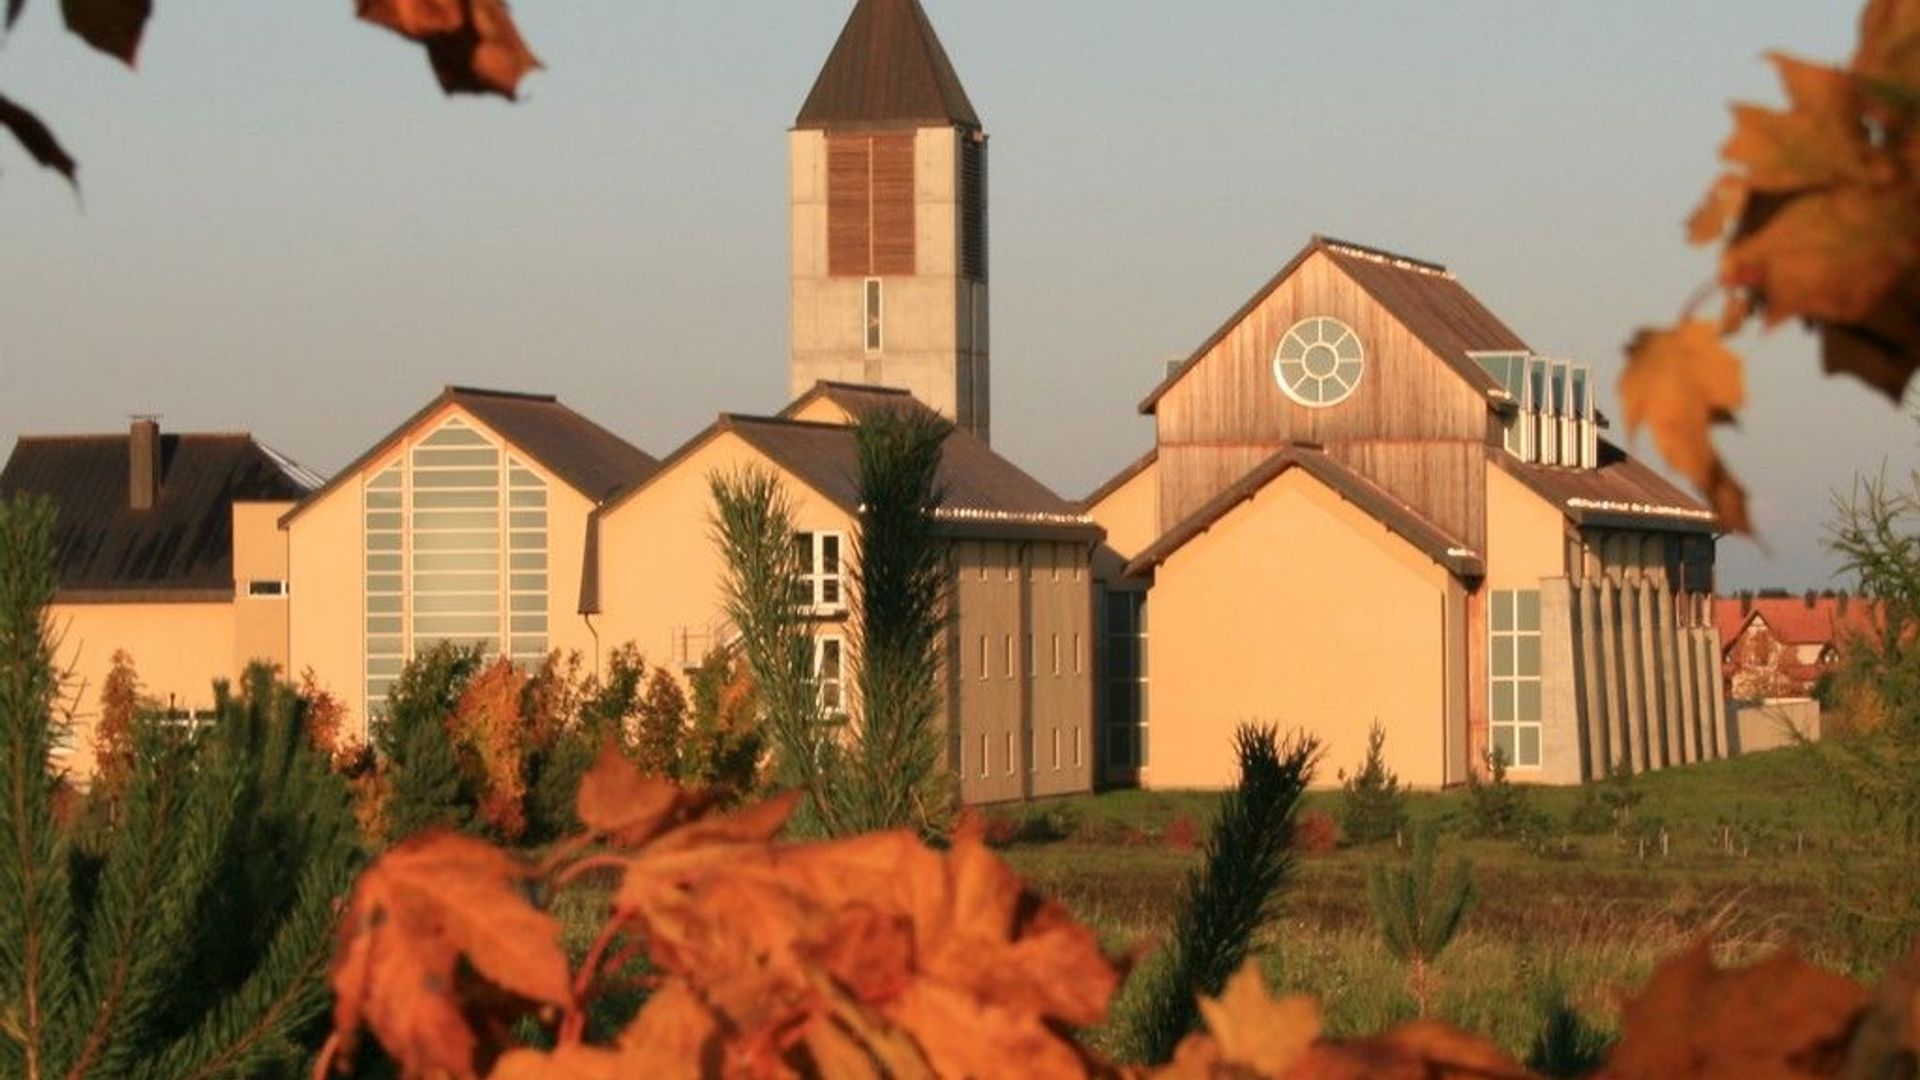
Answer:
(1482, 466, 1573, 779)
(1145, 469, 1454, 790)
(789, 127, 988, 439)
(232, 501, 295, 678)
(50, 600, 235, 777)
(1086, 457, 1160, 566)
(285, 401, 603, 740)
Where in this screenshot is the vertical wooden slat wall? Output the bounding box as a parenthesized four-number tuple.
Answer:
(826, 133, 917, 278)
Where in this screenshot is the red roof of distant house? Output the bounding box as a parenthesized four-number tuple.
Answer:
(1713, 596, 1883, 653)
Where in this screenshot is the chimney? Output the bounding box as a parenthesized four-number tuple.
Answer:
(129, 417, 161, 511)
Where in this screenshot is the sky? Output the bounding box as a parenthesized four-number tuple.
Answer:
(1, 1, 1913, 590)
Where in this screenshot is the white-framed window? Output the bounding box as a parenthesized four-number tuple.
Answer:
(1074, 632, 1083, 675)
(1004, 634, 1014, 678)
(247, 579, 289, 598)
(1051, 633, 1061, 676)
(795, 531, 846, 612)
(815, 634, 846, 717)
(1004, 732, 1014, 776)
(1489, 589, 1543, 768)
(979, 733, 988, 777)
(1051, 727, 1061, 770)
(362, 417, 550, 711)
(1474, 352, 1596, 470)
(1073, 726, 1083, 768)
(864, 278, 884, 353)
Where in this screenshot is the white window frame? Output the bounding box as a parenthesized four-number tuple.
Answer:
(796, 531, 847, 614)
(246, 579, 289, 598)
(1488, 589, 1544, 768)
(814, 634, 847, 717)
(864, 278, 884, 354)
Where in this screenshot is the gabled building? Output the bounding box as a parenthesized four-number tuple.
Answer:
(0, 420, 321, 773)
(279, 387, 657, 728)
(1715, 594, 1882, 701)
(1088, 237, 1725, 787)
(590, 382, 1099, 803)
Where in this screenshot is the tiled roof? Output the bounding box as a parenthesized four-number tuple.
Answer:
(1496, 441, 1717, 532)
(1124, 446, 1484, 579)
(281, 387, 656, 526)
(1141, 236, 1529, 414)
(794, 0, 980, 131)
(0, 432, 318, 601)
(1714, 596, 1884, 652)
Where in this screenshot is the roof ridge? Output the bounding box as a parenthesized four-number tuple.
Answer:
(720, 413, 855, 433)
(14, 431, 259, 443)
(445, 385, 560, 404)
(1315, 235, 1452, 278)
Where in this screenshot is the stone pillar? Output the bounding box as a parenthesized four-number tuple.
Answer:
(1576, 581, 1608, 781)
(1597, 578, 1627, 775)
(1538, 579, 1583, 784)
(1674, 609, 1701, 765)
(1657, 587, 1686, 766)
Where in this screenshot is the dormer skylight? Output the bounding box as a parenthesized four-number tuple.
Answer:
(1472, 352, 1598, 469)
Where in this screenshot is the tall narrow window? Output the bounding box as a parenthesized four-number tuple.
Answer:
(816, 636, 846, 716)
(364, 465, 404, 709)
(1004, 732, 1014, 776)
(1051, 728, 1061, 770)
(1051, 633, 1061, 676)
(1489, 589, 1543, 767)
(979, 733, 988, 777)
(795, 532, 846, 611)
(978, 635, 988, 681)
(1004, 635, 1014, 678)
(864, 278, 883, 354)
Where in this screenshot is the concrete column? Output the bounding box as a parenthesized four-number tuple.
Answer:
(1633, 579, 1664, 770)
(1708, 629, 1731, 759)
(1597, 578, 1627, 775)
(1576, 581, 1608, 781)
(1674, 611, 1701, 765)
(1618, 579, 1647, 772)
(1538, 579, 1583, 784)
(1656, 587, 1685, 766)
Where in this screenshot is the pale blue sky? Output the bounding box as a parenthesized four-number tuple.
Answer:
(0, 2, 1910, 588)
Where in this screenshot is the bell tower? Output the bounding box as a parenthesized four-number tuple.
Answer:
(789, 0, 990, 442)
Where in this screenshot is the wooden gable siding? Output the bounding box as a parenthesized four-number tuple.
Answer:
(827, 133, 917, 277)
(1154, 251, 1494, 542)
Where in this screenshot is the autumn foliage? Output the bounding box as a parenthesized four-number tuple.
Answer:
(1624, 0, 1920, 532)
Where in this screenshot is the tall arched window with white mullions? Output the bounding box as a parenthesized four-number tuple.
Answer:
(363, 416, 549, 714)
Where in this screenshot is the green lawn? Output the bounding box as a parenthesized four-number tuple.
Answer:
(987, 746, 1874, 1061)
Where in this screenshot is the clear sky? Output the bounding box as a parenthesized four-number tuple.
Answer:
(1, 1, 1911, 589)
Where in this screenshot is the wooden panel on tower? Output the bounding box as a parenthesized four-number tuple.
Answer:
(827, 135, 874, 277)
(871, 134, 917, 275)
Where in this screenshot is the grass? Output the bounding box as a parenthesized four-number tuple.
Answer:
(990, 745, 1869, 1062)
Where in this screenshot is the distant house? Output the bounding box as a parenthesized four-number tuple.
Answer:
(1086, 236, 1726, 788)
(0, 420, 321, 774)
(1715, 594, 1882, 701)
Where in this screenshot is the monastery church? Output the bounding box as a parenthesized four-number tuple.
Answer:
(0, 0, 1728, 797)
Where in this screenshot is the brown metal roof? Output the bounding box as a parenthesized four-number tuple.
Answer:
(281, 387, 657, 526)
(1495, 440, 1717, 533)
(0, 432, 318, 600)
(1140, 236, 1530, 414)
(777, 381, 930, 423)
(794, 0, 980, 131)
(1125, 446, 1484, 579)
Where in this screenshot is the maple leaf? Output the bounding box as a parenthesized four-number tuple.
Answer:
(615, 979, 728, 1080)
(1620, 321, 1750, 532)
(1598, 941, 1868, 1080)
(575, 739, 710, 847)
(1856, 0, 1920, 91)
(358, 0, 541, 100)
(1725, 185, 1920, 327)
(1191, 962, 1320, 1078)
(488, 1044, 623, 1080)
(0, 92, 78, 187)
(330, 832, 571, 1078)
(60, 0, 150, 64)
(1722, 58, 1880, 193)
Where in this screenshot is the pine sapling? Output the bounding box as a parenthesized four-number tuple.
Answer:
(1367, 825, 1476, 1017)
(1339, 721, 1407, 845)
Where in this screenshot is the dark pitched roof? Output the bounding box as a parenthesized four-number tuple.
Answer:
(0, 432, 320, 601)
(1125, 446, 1484, 580)
(281, 387, 656, 526)
(1140, 236, 1530, 414)
(1495, 440, 1717, 533)
(795, 0, 980, 131)
(777, 381, 931, 423)
(1078, 447, 1157, 511)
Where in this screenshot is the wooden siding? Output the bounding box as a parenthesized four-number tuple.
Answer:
(1154, 251, 1494, 537)
(826, 133, 917, 277)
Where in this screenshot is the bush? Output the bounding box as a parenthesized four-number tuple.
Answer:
(1163, 812, 1201, 851)
(1564, 785, 1613, 835)
(1461, 747, 1548, 841)
(1294, 809, 1341, 855)
(1338, 721, 1408, 845)
(377, 640, 486, 840)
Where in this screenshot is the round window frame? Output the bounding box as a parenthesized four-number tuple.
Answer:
(1272, 316, 1366, 408)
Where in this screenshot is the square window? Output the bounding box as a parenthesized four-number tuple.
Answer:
(1491, 726, 1517, 766)
(1518, 726, 1541, 767)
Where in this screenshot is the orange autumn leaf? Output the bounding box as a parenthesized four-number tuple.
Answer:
(1194, 962, 1321, 1077)
(574, 738, 707, 846)
(615, 979, 728, 1080)
(1289, 1022, 1535, 1080)
(1725, 185, 1920, 327)
(1620, 321, 1750, 532)
(357, 0, 541, 99)
(1598, 941, 1868, 1080)
(329, 832, 571, 1077)
(1855, 0, 1920, 90)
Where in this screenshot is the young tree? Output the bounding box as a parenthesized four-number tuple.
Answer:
(0, 496, 362, 1078)
(843, 405, 957, 836)
(377, 640, 486, 840)
(635, 666, 689, 779)
(710, 466, 840, 832)
(1118, 725, 1320, 1064)
(1338, 721, 1407, 845)
(1367, 825, 1477, 1018)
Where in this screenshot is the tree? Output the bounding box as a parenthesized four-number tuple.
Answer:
(1338, 721, 1408, 845)
(1622, 0, 1920, 532)
(1367, 825, 1477, 1018)
(842, 404, 957, 836)
(377, 640, 485, 840)
(1117, 725, 1320, 1064)
(634, 666, 688, 778)
(0, 495, 362, 1079)
(2, 1, 539, 191)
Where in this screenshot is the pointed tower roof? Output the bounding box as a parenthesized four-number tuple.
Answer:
(795, 0, 980, 131)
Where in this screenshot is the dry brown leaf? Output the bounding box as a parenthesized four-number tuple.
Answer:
(0, 92, 77, 187)
(330, 832, 571, 1078)
(615, 979, 727, 1080)
(574, 738, 702, 846)
(1726, 185, 1920, 326)
(60, 0, 149, 65)
(1690, 175, 1749, 245)
(1855, 0, 1920, 89)
(1194, 962, 1320, 1077)
(1599, 941, 1868, 1080)
(1620, 321, 1750, 532)
(1723, 102, 1878, 193)
(360, 0, 540, 100)
(488, 1044, 622, 1080)
(355, 0, 464, 37)
(1820, 268, 1920, 401)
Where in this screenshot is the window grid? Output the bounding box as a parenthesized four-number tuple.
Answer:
(1489, 589, 1543, 768)
(816, 635, 846, 716)
(795, 532, 846, 611)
